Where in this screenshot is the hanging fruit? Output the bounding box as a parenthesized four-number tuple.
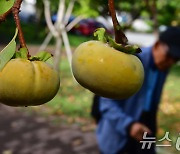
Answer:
(0, 0, 60, 107)
(71, 0, 144, 99)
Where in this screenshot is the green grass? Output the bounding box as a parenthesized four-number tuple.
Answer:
(158, 64, 180, 133)
(42, 57, 93, 119)
(163, 65, 180, 102)
(157, 64, 180, 154)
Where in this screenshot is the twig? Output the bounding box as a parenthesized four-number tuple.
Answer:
(40, 0, 81, 52)
(12, 0, 27, 50)
(56, 0, 65, 28)
(64, 0, 75, 25)
(54, 37, 62, 71)
(66, 16, 83, 31)
(39, 0, 63, 51)
(108, 0, 128, 45)
(0, 9, 12, 23)
(62, 30, 72, 66)
(38, 15, 83, 52)
(43, 0, 59, 37)
(38, 32, 53, 51)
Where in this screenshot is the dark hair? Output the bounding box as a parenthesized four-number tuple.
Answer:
(159, 26, 180, 60)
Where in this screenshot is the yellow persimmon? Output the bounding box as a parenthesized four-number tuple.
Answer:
(0, 59, 60, 106)
(72, 41, 144, 99)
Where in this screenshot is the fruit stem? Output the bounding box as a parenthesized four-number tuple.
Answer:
(108, 0, 128, 45)
(12, 0, 30, 57)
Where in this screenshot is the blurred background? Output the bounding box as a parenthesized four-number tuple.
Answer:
(0, 0, 179, 153)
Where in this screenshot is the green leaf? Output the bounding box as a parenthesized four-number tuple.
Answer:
(29, 51, 52, 62)
(0, 28, 18, 71)
(94, 28, 107, 43)
(0, 0, 15, 15)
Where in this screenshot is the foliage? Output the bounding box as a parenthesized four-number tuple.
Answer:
(0, 0, 15, 15)
(36, 0, 100, 18)
(157, 0, 180, 26)
(73, 0, 99, 17)
(35, 0, 179, 28)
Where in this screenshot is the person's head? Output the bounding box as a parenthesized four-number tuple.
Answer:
(152, 26, 180, 71)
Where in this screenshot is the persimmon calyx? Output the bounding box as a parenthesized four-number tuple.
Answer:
(29, 51, 53, 62)
(94, 28, 142, 54)
(13, 48, 52, 62)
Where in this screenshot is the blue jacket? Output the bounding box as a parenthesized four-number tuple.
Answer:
(96, 47, 168, 154)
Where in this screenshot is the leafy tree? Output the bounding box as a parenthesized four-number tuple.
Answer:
(35, 0, 179, 27)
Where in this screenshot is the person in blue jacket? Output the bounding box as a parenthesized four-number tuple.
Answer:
(92, 27, 180, 154)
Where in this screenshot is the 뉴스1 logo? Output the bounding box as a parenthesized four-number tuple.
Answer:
(140, 132, 180, 151)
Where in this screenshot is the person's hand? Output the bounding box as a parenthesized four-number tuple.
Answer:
(129, 122, 152, 141)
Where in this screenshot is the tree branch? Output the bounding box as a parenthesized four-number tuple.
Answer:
(56, 0, 65, 28)
(66, 16, 83, 31)
(43, 0, 59, 37)
(64, 0, 75, 25)
(62, 30, 72, 66)
(54, 37, 62, 71)
(108, 0, 128, 45)
(38, 32, 53, 51)
(12, 0, 27, 49)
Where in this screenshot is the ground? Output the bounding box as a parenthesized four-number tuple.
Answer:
(0, 104, 99, 154)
